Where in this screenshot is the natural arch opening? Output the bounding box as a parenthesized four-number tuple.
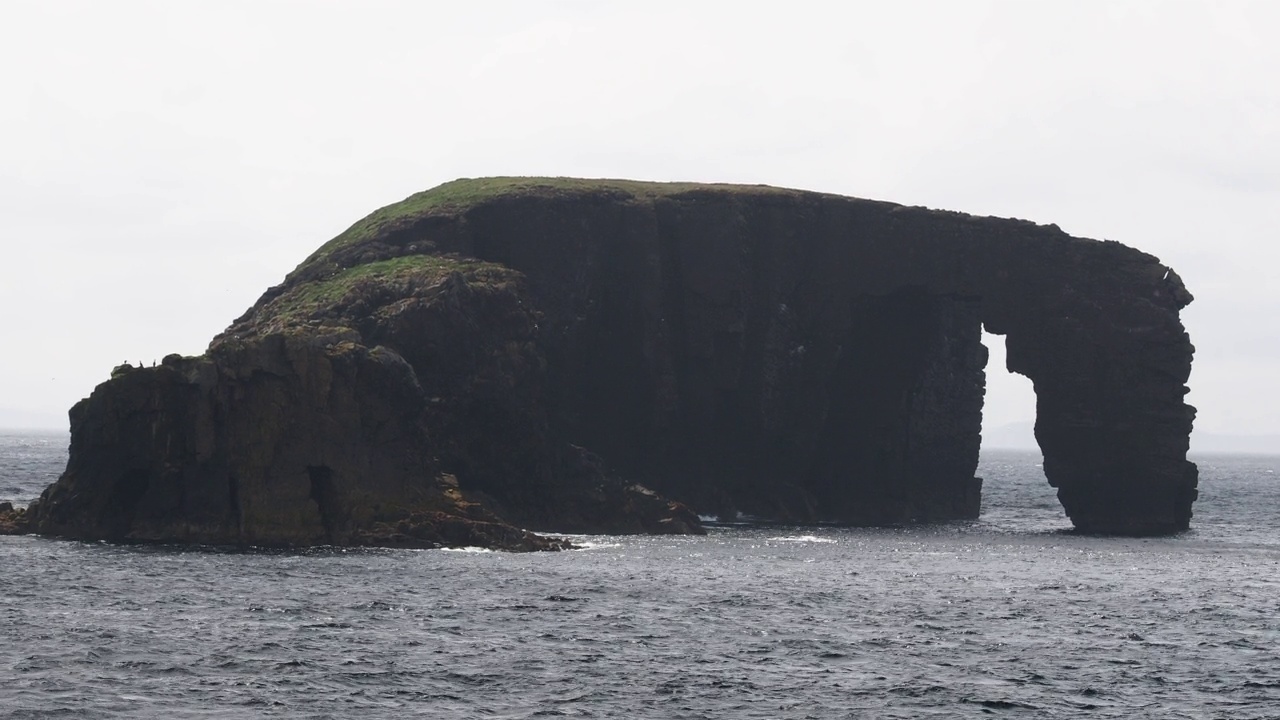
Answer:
(979, 329, 1038, 453)
(978, 328, 1064, 527)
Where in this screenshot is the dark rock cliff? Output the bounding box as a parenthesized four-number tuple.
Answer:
(9, 178, 1197, 546)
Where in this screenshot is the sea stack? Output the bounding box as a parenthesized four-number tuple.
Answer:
(13, 178, 1197, 548)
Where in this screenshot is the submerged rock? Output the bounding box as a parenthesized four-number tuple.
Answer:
(16, 178, 1197, 547)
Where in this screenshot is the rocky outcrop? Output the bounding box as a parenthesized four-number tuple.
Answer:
(12, 178, 1197, 545)
(0, 502, 27, 534)
(22, 336, 567, 551)
(16, 259, 699, 549)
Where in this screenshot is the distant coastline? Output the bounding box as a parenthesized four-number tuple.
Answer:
(0, 407, 65, 432)
(0, 426, 66, 436)
(1188, 432, 1280, 456)
(983, 420, 1280, 456)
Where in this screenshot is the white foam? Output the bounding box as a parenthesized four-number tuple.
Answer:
(572, 540, 623, 551)
(553, 535, 623, 551)
(769, 535, 837, 544)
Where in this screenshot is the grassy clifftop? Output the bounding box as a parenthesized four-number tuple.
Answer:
(298, 176, 812, 275)
(238, 254, 515, 337)
(233, 177, 814, 339)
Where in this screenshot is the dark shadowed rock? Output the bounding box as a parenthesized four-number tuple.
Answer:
(0, 501, 26, 534)
(14, 178, 1197, 546)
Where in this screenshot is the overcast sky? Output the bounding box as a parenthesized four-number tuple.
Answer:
(2, 0, 1276, 438)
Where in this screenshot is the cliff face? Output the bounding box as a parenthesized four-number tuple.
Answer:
(24, 255, 701, 550)
(14, 178, 1197, 545)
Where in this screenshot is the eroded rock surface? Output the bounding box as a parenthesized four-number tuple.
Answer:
(11, 178, 1197, 545)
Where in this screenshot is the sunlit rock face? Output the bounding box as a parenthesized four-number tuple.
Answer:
(18, 179, 1197, 545)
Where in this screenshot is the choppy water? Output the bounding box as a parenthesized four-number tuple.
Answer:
(2, 431, 1279, 718)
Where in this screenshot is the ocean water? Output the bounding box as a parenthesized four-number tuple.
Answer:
(2, 431, 1279, 719)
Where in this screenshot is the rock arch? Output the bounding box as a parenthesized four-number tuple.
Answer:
(17, 179, 1197, 545)
(425, 183, 1197, 534)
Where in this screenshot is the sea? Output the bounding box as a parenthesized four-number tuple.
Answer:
(2, 430, 1278, 719)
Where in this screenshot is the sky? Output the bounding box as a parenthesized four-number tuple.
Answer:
(1, 0, 1277, 439)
